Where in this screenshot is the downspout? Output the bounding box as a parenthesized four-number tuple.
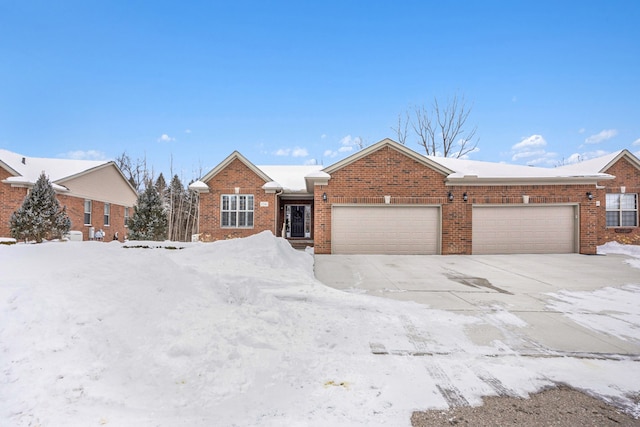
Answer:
(274, 190, 283, 237)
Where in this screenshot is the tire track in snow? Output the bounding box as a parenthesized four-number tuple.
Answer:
(401, 315, 470, 407)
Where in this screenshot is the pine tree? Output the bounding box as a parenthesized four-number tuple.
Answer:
(127, 184, 168, 241)
(10, 172, 71, 243)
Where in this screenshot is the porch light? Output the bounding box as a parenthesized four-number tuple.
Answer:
(463, 192, 468, 202)
(586, 192, 593, 200)
(448, 191, 454, 202)
(322, 192, 327, 202)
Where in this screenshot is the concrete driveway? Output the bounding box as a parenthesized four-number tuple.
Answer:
(314, 253, 640, 357)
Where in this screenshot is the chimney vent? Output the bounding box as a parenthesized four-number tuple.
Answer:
(22, 157, 26, 165)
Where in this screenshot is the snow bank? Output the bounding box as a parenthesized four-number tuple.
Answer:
(598, 241, 640, 269)
(1, 235, 639, 426)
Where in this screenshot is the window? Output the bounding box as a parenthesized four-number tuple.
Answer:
(104, 203, 111, 226)
(606, 193, 638, 227)
(124, 207, 130, 227)
(221, 195, 254, 228)
(84, 200, 92, 225)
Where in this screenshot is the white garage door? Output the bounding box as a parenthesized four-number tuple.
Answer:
(332, 205, 440, 254)
(472, 205, 577, 254)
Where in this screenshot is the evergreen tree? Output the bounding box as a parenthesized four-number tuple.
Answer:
(10, 172, 71, 243)
(127, 184, 168, 241)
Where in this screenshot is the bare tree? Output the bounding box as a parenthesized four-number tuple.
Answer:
(115, 152, 153, 192)
(392, 94, 479, 158)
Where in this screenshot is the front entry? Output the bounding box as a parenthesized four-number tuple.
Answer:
(291, 206, 305, 237)
(285, 204, 311, 238)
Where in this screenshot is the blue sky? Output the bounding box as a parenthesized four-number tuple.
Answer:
(1, 1, 639, 182)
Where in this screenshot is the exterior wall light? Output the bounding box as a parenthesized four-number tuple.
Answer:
(447, 192, 454, 202)
(322, 192, 327, 202)
(586, 192, 593, 200)
(463, 192, 468, 202)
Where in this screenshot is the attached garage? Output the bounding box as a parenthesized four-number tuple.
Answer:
(472, 205, 578, 254)
(331, 205, 440, 254)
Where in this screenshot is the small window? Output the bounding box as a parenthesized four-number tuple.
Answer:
(84, 200, 92, 225)
(221, 195, 254, 228)
(606, 193, 638, 227)
(104, 203, 111, 226)
(124, 207, 130, 227)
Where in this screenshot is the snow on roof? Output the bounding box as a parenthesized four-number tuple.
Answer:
(427, 155, 612, 180)
(553, 150, 625, 174)
(0, 148, 109, 185)
(188, 180, 209, 192)
(257, 165, 324, 192)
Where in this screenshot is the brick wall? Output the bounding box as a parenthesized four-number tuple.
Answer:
(599, 157, 640, 245)
(59, 195, 129, 242)
(0, 168, 28, 238)
(314, 146, 449, 253)
(199, 158, 277, 242)
(313, 146, 600, 255)
(0, 171, 129, 242)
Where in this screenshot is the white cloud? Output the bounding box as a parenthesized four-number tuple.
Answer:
(157, 134, 175, 143)
(512, 134, 546, 151)
(632, 138, 640, 146)
(274, 147, 309, 157)
(292, 147, 308, 157)
(512, 149, 546, 161)
(562, 150, 609, 165)
(335, 135, 364, 154)
(323, 149, 337, 158)
(578, 128, 586, 134)
(585, 129, 618, 144)
(62, 150, 107, 160)
(320, 134, 327, 139)
(525, 152, 558, 166)
(566, 153, 583, 164)
(304, 158, 318, 165)
(185, 129, 192, 134)
(510, 134, 571, 165)
(511, 135, 552, 163)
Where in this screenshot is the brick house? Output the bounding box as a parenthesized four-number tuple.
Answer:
(1, 149, 138, 241)
(190, 139, 639, 255)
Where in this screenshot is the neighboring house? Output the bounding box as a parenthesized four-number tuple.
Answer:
(190, 138, 640, 255)
(0, 149, 138, 241)
(555, 149, 640, 246)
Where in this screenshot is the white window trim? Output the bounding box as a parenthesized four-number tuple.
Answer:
(84, 200, 92, 225)
(104, 203, 111, 227)
(606, 193, 638, 227)
(124, 206, 130, 228)
(221, 194, 254, 228)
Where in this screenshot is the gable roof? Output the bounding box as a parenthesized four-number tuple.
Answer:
(320, 139, 613, 185)
(554, 149, 640, 174)
(200, 151, 272, 184)
(429, 155, 613, 185)
(322, 138, 454, 176)
(0, 148, 111, 190)
(195, 151, 323, 193)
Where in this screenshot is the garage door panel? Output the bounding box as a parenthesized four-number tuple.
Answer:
(332, 206, 440, 255)
(473, 206, 576, 254)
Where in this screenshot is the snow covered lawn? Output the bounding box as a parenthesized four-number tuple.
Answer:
(1, 232, 639, 426)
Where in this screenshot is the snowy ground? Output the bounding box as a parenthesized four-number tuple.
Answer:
(1, 233, 639, 426)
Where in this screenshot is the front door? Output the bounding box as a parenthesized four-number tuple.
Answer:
(291, 206, 305, 238)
